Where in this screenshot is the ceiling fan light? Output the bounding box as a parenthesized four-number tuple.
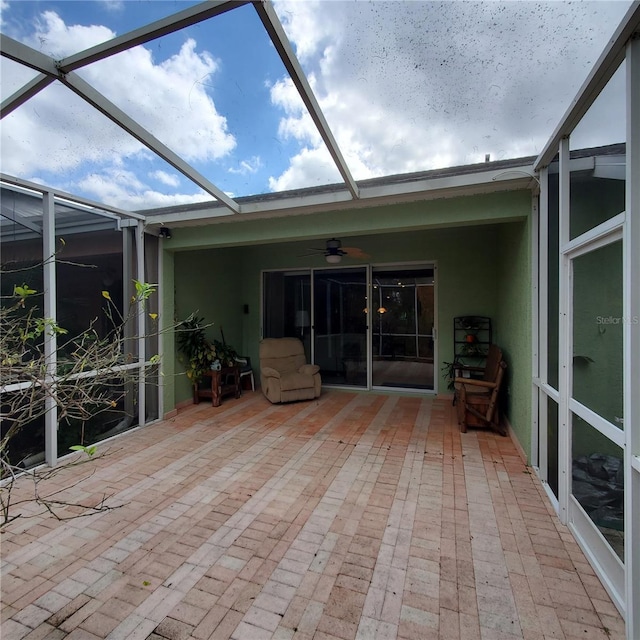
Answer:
(325, 253, 342, 264)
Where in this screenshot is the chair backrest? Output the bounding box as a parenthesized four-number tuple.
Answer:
(259, 338, 308, 374)
(483, 344, 503, 382)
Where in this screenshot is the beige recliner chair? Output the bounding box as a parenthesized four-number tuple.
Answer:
(259, 337, 321, 403)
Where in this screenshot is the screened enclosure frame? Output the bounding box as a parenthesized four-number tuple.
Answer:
(0, 174, 158, 468)
(532, 12, 640, 637)
(0, 1, 357, 213)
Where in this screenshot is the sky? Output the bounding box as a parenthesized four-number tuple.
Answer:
(0, 0, 633, 211)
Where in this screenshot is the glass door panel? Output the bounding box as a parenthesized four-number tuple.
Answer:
(263, 270, 311, 358)
(570, 238, 624, 565)
(572, 240, 623, 426)
(572, 413, 624, 562)
(371, 267, 435, 390)
(313, 268, 367, 386)
(547, 172, 560, 390)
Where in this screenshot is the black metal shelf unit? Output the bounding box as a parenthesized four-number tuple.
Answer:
(453, 316, 492, 367)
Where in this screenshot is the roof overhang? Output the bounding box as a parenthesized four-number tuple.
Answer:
(141, 158, 537, 229)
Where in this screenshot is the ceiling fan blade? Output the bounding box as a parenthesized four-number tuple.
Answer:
(342, 247, 370, 259)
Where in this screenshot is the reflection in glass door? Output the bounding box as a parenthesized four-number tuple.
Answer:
(262, 270, 311, 359)
(570, 237, 625, 598)
(264, 265, 436, 391)
(313, 268, 367, 386)
(371, 267, 435, 390)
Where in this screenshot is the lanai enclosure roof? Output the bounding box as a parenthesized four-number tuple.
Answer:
(0, 0, 636, 212)
(1, 1, 638, 415)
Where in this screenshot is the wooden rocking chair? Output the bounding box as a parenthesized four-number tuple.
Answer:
(454, 344, 507, 436)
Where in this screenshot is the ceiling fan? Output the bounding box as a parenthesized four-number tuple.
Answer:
(306, 238, 369, 264)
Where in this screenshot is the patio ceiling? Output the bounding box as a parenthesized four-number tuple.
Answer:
(0, 1, 634, 216)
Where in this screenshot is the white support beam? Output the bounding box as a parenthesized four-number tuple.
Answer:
(535, 2, 640, 171)
(57, 1, 249, 73)
(624, 31, 640, 640)
(1, 173, 147, 221)
(254, 1, 360, 200)
(42, 192, 58, 467)
(557, 137, 571, 525)
(530, 191, 540, 469)
(157, 244, 165, 420)
(0, 34, 59, 75)
(136, 222, 146, 429)
(0, 206, 42, 234)
(1, 74, 55, 118)
(60, 72, 241, 213)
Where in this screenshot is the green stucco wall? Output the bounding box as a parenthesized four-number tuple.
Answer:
(495, 218, 532, 461)
(168, 190, 529, 252)
(169, 248, 245, 404)
(161, 189, 533, 441)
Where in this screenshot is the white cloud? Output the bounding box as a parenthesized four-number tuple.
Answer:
(269, 0, 632, 191)
(76, 168, 211, 210)
(149, 170, 180, 188)
(1, 1, 633, 207)
(0, 0, 10, 26)
(228, 156, 263, 176)
(1, 9, 235, 191)
(268, 146, 339, 192)
(100, 0, 124, 12)
(27, 10, 115, 57)
(269, 76, 320, 146)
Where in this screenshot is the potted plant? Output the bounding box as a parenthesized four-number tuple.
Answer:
(176, 315, 214, 384)
(441, 360, 458, 391)
(176, 315, 238, 384)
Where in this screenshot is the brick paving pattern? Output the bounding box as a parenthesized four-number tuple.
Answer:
(0, 391, 625, 639)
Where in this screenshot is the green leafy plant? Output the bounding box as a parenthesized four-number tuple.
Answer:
(176, 315, 215, 383)
(176, 315, 237, 384)
(441, 361, 458, 391)
(0, 267, 163, 526)
(69, 444, 98, 457)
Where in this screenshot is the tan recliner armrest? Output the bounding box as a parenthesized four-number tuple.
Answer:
(261, 366, 281, 378)
(299, 364, 320, 376)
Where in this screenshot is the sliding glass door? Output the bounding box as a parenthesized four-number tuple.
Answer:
(313, 268, 367, 386)
(371, 267, 435, 390)
(262, 263, 436, 391)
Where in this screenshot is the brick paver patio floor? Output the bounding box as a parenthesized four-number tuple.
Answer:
(1, 391, 625, 639)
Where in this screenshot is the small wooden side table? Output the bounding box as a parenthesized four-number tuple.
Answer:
(193, 366, 241, 407)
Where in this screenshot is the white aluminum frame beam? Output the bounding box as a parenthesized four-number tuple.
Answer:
(60, 73, 240, 213)
(1, 74, 55, 118)
(557, 137, 571, 525)
(624, 31, 640, 640)
(254, 0, 360, 200)
(0, 207, 42, 234)
(2, 2, 358, 210)
(136, 222, 146, 429)
(535, 2, 640, 171)
(0, 36, 58, 116)
(0, 35, 240, 213)
(42, 192, 58, 466)
(1, 174, 146, 221)
(58, 1, 249, 73)
(0, 34, 59, 74)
